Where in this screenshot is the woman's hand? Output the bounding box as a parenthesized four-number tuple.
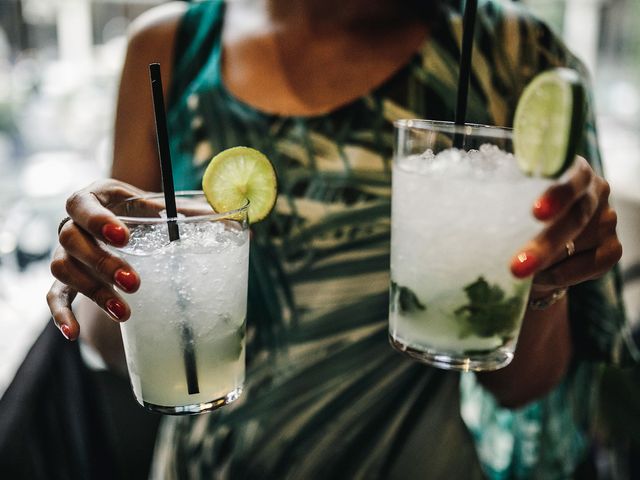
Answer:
(510, 156, 623, 294)
(480, 157, 622, 408)
(46, 179, 147, 341)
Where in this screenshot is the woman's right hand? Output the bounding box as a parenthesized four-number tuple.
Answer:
(47, 179, 148, 341)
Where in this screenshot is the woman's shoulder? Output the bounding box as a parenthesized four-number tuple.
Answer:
(125, 1, 188, 59)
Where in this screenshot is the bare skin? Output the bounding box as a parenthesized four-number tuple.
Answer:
(221, 0, 428, 115)
(46, 0, 622, 407)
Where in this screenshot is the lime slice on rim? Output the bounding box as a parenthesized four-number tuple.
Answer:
(202, 146, 277, 223)
(513, 68, 586, 178)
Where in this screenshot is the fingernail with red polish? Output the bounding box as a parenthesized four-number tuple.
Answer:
(105, 298, 127, 321)
(511, 251, 539, 278)
(533, 196, 558, 220)
(114, 269, 138, 292)
(102, 224, 126, 246)
(60, 324, 72, 340)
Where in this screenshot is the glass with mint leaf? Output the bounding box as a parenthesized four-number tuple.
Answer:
(388, 116, 568, 371)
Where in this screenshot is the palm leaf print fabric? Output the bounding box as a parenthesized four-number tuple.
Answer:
(149, 1, 634, 478)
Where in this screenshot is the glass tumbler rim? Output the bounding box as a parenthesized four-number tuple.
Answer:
(109, 190, 249, 225)
(393, 119, 513, 139)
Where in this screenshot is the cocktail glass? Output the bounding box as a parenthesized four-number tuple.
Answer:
(109, 191, 249, 414)
(389, 120, 552, 371)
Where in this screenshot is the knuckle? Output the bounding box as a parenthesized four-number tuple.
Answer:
(50, 258, 68, 281)
(46, 289, 57, 309)
(65, 191, 84, 215)
(89, 179, 111, 192)
(84, 284, 102, 303)
(571, 161, 590, 188)
(100, 178, 119, 189)
(94, 253, 113, 277)
(610, 239, 623, 264)
(578, 157, 593, 176)
(603, 208, 618, 230)
(598, 238, 623, 269)
(555, 181, 573, 200)
(86, 180, 110, 203)
(575, 195, 594, 227)
(58, 222, 75, 247)
(90, 179, 134, 203)
(112, 184, 133, 198)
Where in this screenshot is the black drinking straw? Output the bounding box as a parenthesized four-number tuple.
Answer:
(149, 63, 200, 395)
(454, 0, 478, 148)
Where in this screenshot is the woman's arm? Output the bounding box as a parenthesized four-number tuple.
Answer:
(111, 1, 188, 189)
(476, 295, 572, 409)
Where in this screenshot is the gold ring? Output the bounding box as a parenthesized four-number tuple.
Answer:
(565, 240, 576, 258)
(57, 216, 72, 235)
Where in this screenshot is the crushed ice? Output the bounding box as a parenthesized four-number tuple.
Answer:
(396, 144, 523, 181)
(120, 220, 248, 256)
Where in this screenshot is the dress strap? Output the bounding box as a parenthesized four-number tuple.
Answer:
(168, 0, 226, 109)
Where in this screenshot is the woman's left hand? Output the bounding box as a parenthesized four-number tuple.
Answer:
(510, 156, 623, 294)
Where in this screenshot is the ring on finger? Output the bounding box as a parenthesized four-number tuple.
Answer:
(58, 216, 72, 235)
(565, 240, 576, 258)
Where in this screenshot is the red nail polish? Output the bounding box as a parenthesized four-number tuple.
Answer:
(105, 298, 127, 320)
(114, 269, 138, 292)
(102, 224, 126, 246)
(511, 251, 539, 278)
(60, 324, 72, 340)
(533, 196, 557, 220)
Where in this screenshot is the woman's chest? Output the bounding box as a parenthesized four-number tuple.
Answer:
(219, 21, 428, 116)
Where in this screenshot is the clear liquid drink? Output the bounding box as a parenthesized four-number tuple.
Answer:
(111, 192, 249, 414)
(389, 121, 552, 371)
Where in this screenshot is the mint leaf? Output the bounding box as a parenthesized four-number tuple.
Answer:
(464, 277, 505, 304)
(391, 281, 426, 314)
(455, 277, 524, 339)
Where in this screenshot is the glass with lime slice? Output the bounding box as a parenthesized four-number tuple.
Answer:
(389, 121, 547, 371)
(389, 69, 586, 371)
(107, 147, 277, 414)
(109, 193, 250, 414)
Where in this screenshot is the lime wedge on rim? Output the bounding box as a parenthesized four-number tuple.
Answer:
(513, 68, 586, 178)
(202, 146, 277, 223)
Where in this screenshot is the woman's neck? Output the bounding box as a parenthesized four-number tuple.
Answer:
(225, 0, 419, 39)
(268, 0, 415, 30)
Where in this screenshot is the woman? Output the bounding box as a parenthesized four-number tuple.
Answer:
(47, 0, 630, 478)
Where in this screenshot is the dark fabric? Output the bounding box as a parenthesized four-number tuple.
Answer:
(0, 322, 118, 479)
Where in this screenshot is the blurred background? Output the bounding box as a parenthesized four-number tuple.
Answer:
(0, 0, 638, 476)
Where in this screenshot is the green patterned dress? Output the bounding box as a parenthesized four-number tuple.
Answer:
(150, 1, 634, 478)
